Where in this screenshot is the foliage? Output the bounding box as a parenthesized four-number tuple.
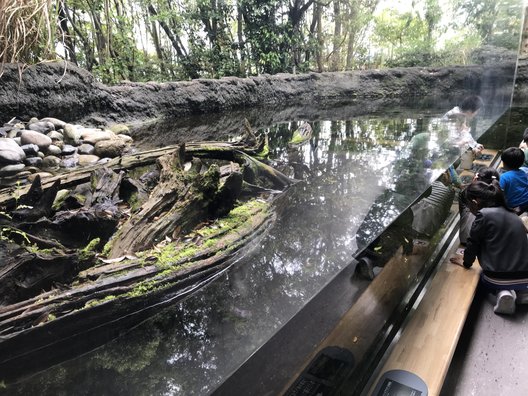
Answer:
(0, 0, 55, 73)
(0, 0, 523, 82)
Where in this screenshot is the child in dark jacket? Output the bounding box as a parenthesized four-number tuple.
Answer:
(458, 167, 500, 245)
(451, 180, 528, 314)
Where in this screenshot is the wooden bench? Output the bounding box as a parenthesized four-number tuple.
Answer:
(367, 149, 499, 396)
(366, 247, 481, 396)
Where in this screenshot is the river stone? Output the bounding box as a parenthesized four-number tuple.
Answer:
(20, 130, 52, 150)
(94, 139, 126, 158)
(61, 144, 77, 155)
(97, 157, 112, 165)
(63, 124, 81, 145)
(37, 151, 45, 158)
(41, 117, 67, 129)
(12, 137, 21, 145)
(117, 134, 133, 143)
(0, 138, 26, 164)
(7, 129, 19, 138)
(42, 155, 61, 169)
(29, 117, 39, 124)
(24, 157, 43, 167)
(78, 143, 95, 155)
(0, 129, 6, 138)
(61, 155, 79, 168)
(78, 154, 100, 166)
(47, 130, 64, 141)
(0, 163, 25, 176)
(109, 124, 130, 135)
(81, 129, 116, 144)
(20, 143, 39, 156)
(28, 172, 54, 182)
(46, 144, 62, 156)
(29, 121, 55, 133)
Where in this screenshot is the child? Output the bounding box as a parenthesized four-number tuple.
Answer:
(450, 181, 528, 314)
(458, 167, 500, 245)
(499, 147, 528, 213)
(442, 95, 485, 154)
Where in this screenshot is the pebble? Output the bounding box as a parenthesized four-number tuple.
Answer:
(20, 130, 52, 150)
(0, 117, 135, 180)
(0, 138, 26, 164)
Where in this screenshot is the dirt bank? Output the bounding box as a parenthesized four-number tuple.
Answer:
(0, 61, 518, 129)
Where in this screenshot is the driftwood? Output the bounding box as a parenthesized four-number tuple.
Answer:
(0, 125, 296, 383)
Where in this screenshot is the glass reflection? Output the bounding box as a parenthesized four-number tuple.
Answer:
(1, 0, 523, 394)
(3, 108, 503, 395)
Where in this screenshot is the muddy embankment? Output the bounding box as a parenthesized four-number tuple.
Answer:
(0, 60, 522, 147)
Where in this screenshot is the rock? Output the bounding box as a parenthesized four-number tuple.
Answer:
(47, 131, 64, 141)
(20, 144, 40, 156)
(61, 144, 77, 155)
(24, 166, 39, 174)
(78, 143, 95, 155)
(94, 139, 126, 158)
(24, 157, 43, 167)
(60, 155, 79, 168)
(46, 144, 62, 156)
(28, 172, 53, 182)
(117, 134, 134, 143)
(78, 154, 100, 166)
(37, 151, 45, 158)
(28, 117, 39, 124)
(81, 129, 116, 144)
(12, 137, 21, 145)
(42, 155, 61, 169)
(97, 157, 112, 164)
(28, 121, 55, 133)
(20, 130, 52, 150)
(0, 163, 25, 176)
(7, 130, 19, 138)
(0, 138, 26, 164)
(41, 117, 67, 129)
(109, 124, 130, 135)
(63, 124, 81, 145)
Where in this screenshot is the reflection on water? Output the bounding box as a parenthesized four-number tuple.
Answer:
(5, 110, 497, 395)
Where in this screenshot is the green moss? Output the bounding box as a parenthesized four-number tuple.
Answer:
(289, 130, 306, 145)
(102, 240, 113, 257)
(84, 294, 117, 309)
(154, 243, 200, 267)
(126, 280, 159, 298)
(127, 192, 141, 211)
(80, 238, 100, 260)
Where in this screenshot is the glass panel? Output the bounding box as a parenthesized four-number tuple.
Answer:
(1, 1, 524, 395)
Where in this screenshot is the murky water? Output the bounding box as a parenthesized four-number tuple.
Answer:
(3, 107, 512, 395)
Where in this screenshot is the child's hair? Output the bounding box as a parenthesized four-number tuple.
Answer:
(475, 167, 500, 184)
(465, 180, 507, 209)
(523, 127, 528, 143)
(460, 95, 484, 113)
(501, 147, 525, 169)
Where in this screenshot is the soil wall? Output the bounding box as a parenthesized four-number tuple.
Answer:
(0, 61, 519, 128)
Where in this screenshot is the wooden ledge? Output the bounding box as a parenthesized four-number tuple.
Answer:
(367, 247, 481, 396)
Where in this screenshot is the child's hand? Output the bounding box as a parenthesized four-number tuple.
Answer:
(449, 256, 465, 267)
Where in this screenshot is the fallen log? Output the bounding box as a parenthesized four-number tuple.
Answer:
(0, 128, 294, 384)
